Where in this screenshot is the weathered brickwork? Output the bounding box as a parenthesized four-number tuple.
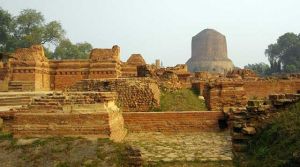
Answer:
(203, 80, 248, 111)
(8, 45, 51, 91)
(12, 112, 111, 138)
(68, 78, 160, 112)
(123, 111, 224, 132)
(121, 54, 146, 78)
(0, 67, 9, 91)
(186, 29, 234, 73)
(193, 78, 300, 101)
(0, 45, 148, 91)
(1, 92, 127, 141)
(243, 79, 300, 99)
(229, 94, 300, 158)
(226, 69, 257, 79)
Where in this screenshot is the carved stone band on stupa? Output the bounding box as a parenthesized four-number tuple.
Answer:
(186, 29, 234, 73)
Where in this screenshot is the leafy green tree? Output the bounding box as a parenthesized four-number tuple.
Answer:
(0, 8, 14, 52)
(52, 39, 92, 59)
(0, 8, 65, 53)
(244, 62, 271, 76)
(265, 33, 300, 73)
(15, 9, 65, 48)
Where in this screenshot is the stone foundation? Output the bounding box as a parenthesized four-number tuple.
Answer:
(1, 92, 127, 141)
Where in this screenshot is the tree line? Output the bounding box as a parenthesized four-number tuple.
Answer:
(0, 8, 92, 59)
(245, 33, 300, 75)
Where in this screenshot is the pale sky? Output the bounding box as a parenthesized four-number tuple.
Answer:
(1, 0, 299, 67)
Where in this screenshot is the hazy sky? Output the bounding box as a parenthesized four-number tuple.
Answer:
(1, 0, 299, 67)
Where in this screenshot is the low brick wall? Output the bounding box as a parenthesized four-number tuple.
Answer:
(123, 111, 224, 132)
(244, 80, 300, 99)
(12, 112, 111, 138)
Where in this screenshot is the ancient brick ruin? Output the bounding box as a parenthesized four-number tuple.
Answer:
(0, 45, 149, 91)
(0, 43, 299, 167)
(203, 80, 248, 112)
(121, 54, 146, 77)
(2, 92, 126, 141)
(228, 94, 300, 160)
(67, 78, 160, 112)
(186, 29, 234, 73)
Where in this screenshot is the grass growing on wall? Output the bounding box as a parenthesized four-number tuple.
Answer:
(153, 89, 207, 111)
(245, 101, 300, 167)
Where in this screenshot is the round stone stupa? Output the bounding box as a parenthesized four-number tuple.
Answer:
(186, 29, 234, 73)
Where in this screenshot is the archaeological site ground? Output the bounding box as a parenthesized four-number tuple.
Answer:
(0, 4, 300, 167)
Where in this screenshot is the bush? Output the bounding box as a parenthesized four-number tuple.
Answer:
(246, 102, 300, 167)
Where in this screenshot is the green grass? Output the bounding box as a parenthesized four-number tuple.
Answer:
(0, 132, 13, 140)
(245, 101, 300, 167)
(152, 89, 207, 111)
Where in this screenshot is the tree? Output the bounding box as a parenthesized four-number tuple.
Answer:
(52, 39, 92, 59)
(244, 62, 271, 76)
(0, 8, 65, 53)
(265, 33, 300, 73)
(0, 8, 14, 52)
(0, 8, 92, 60)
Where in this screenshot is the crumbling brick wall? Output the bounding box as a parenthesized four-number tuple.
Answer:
(8, 45, 50, 91)
(203, 80, 248, 111)
(68, 78, 160, 112)
(229, 94, 300, 159)
(0, 67, 9, 91)
(121, 54, 146, 78)
(1, 45, 129, 91)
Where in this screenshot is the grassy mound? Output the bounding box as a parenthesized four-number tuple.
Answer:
(246, 101, 300, 167)
(153, 89, 207, 111)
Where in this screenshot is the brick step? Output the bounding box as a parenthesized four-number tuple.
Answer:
(0, 96, 32, 106)
(0, 101, 31, 106)
(8, 87, 22, 91)
(33, 98, 65, 103)
(40, 96, 65, 99)
(0, 97, 31, 101)
(29, 106, 63, 110)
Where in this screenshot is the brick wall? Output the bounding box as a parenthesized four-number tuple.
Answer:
(243, 79, 300, 99)
(1, 91, 127, 140)
(203, 81, 248, 111)
(229, 94, 300, 159)
(122, 111, 224, 132)
(0, 67, 9, 91)
(12, 112, 111, 138)
(68, 78, 160, 112)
